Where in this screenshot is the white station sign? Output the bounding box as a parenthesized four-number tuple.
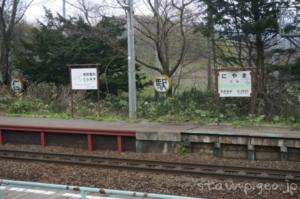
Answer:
(154, 76, 171, 92)
(218, 70, 252, 97)
(71, 68, 98, 90)
(11, 78, 24, 94)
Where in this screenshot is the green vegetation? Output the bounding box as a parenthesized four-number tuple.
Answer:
(1, 85, 299, 128)
(176, 143, 189, 155)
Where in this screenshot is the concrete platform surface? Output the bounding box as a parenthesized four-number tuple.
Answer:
(185, 126, 300, 139)
(0, 116, 194, 134)
(0, 185, 139, 199)
(0, 116, 299, 138)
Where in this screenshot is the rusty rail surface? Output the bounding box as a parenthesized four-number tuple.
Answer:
(0, 149, 299, 182)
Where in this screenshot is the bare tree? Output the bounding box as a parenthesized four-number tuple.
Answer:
(131, 0, 197, 96)
(116, 0, 196, 96)
(66, 0, 107, 25)
(0, 0, 32, 85)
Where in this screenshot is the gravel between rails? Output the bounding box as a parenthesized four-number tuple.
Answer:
(0, 144, 299, 198)
(0, 144, 300, 171)
(0, 160, 299, 199)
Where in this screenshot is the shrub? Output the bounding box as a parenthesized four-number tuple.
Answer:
(9, 98, 35, 113)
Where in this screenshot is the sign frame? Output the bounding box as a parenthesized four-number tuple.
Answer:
(153, 75, 171, 93)
(217, 70, 252, 97)
(214, 67, 256, 114)
(11, 78, 25, 96)
(67, 64, 100, 117)
(71, 68, 98, 90)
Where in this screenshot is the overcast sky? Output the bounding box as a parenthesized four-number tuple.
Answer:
(25, 0, 65, 23)
(25, 0, 151, 24)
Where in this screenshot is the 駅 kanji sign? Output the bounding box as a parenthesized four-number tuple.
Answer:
(11, 78, 25, 94)
(154, 76, 171, 92)
(218, 71, 252, 97)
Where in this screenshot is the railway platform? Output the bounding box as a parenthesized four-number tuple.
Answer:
(0, 116, 300, 161)
(0, 180, 199, 199)
(1, 185, 112, 199)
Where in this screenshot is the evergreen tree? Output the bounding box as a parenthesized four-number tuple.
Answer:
(200, 0, 291, 113)
(14, 10, 148, 95)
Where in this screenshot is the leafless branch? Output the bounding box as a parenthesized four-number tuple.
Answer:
(136, 57, 163, 74)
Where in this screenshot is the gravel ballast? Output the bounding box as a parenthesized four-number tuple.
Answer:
(0, 144, 299, 198)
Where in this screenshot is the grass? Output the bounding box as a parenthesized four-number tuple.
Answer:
(5, 110, 300, 129)
(1, 82, 299, 129)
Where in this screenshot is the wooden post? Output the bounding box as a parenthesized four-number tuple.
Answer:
(249, 69, 257, 114)
(87, 134, 93, 151)
(68, 66, 74, 118)
(40, 131, 47, 147)
(96, 65, 100, 116)
(214, 70, 221, 125)
(0, 129, 3, 145)
(71, 90, 74, 118)
(117, 136, 123, 152)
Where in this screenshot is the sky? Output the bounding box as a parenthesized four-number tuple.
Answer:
(25, 0, 151, 24)
(25, 0, 65, 23)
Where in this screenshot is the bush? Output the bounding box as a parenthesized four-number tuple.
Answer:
(9, 98, 35, 113)
(138, 90, 217, 121)
(26, 83, 69, 112)
(138, 89, 300, 124)
(0, 89, 13, 110)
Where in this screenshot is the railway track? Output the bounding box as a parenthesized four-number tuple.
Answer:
(0, 149, 299, 182)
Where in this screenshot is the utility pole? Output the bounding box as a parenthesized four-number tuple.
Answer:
(206, 4, 214, 92)
(127, 0, 137, 118)
(62, 0, 66, 18)
(207, 35, 212, 91)
(153, 0, 161, 99)
(154, 0, 160, 69)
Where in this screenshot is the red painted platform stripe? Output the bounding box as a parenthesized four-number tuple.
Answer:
(0, 125, 136, 137)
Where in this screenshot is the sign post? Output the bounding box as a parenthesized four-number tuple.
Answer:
(215, 68, 256, 114)
(67, 64, 100, 118)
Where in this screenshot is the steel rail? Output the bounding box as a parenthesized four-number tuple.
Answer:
(0, 149, 299, 182)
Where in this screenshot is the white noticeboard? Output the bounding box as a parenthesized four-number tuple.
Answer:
(218, 71, 252, 97)
(71, 68, 98, 90)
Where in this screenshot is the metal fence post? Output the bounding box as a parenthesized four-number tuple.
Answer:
(81, 190, 86, 199)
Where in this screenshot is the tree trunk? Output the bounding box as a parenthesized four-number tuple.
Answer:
(167, 85, 173, 97)
(252, 33, 265, 115)
(256, 34, 265, 94)
(0, 40, 11, 85)
(165, 73, 172, 97)
(206, 7, 215, 92)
